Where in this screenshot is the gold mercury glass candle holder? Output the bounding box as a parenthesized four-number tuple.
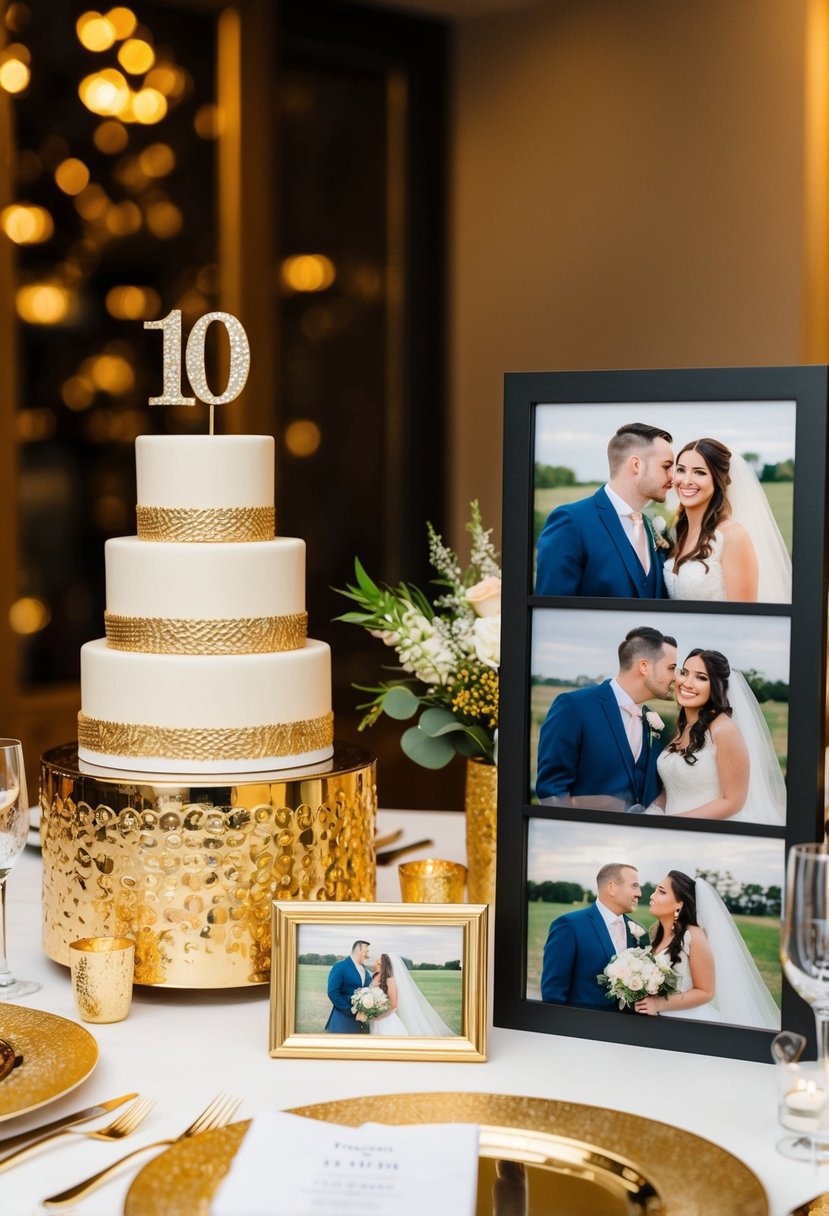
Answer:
(398, 858, 466, 903)
(69, 936, 135, 1023)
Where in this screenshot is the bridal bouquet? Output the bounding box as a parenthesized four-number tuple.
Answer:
(335, 501, 500, 769)
(598, 946, 679, 1011)
(351, 986, 391, 1022)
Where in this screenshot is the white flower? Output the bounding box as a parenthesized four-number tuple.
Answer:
(465, 576, 501, 618)
(644, 711, 664, 733)
(652, 515, 667, 535)
(646, 974, 662, 994)
(369, 627, 400, 647)
(628, 922, 645, 940)
(628, 975, 644, 991)
(473, 616, 500, 668)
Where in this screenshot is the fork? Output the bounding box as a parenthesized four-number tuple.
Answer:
(0, 1097, 155, 1172)
(42, 1092, 241, 1207)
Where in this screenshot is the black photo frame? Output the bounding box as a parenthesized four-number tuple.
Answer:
(495, 366, 829, 1062)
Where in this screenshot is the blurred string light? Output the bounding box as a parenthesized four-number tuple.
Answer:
(280, 254, 337, 293)
(61, 374, 96, 411)
(1, 203, 53, 244)
(55, 158, 90, 195)
(9, 596, 51, 635)
(16, 408, 56, 443)
(284, 419, 322, 458)
(16, 283, 71, 324)
(105, 284, 160, 319)
(139, 142, 174, 176)
(4, 4, 32, 34)
(106, 7, 137, 39)
(93, 119, 128, 153)
(76, 12, 117, 52)
(0, 43, 30, 93)
(118, 37, 154, 75)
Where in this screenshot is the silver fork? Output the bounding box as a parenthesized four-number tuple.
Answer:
(0, 1098, 155, 1172)
(42, 1092, 241, 1207)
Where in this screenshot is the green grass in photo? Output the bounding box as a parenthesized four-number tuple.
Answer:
(295, 964, 464, 1035)
(525, 900, 781, 1007)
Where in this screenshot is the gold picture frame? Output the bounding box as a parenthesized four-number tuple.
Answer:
(269, 901, 488, 1062)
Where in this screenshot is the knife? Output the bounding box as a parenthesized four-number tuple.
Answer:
(0, 1092, 137, 1154)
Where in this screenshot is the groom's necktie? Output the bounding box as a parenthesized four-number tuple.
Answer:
(609, 917, 626, 954)
(627, 511, 650, 573)
(620, 703, 643, 760)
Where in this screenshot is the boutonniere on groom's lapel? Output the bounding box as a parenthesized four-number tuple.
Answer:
(646, 513, 672, 552)
(643, 708, 665, 748)
(627, 921, 646, 942)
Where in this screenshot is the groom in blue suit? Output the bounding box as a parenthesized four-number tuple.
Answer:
(325, 940, 372, 1033)
(536, 626, 676, 809)
(541, 863, 644, 1009)
(536, 422, 674, 598)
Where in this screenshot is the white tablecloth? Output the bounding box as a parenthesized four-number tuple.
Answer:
(0, 809, 823, 1215)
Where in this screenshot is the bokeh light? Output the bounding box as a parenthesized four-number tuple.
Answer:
(1, 204, 54, 244)
(76, 12, 117, 52)
(61, 375, 96, 411)
(132, 87, 167, 123)
(105, 284, 160, 319)
(9, 596, 51, 635)
(280, 254, 336, 293)
(93, 120, 128, 153)
(284, 419, 322, 458)
(105, 7, 137, 39)
(145, 200, 182, 238)
(16, 283, 71, 324)
(118, 37, 154, 75)
(55, 158, 90, 196)
(138, 142, 175, 177)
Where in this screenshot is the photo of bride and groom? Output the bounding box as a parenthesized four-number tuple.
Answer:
(294, 924, 463, 1038)
(526, 821, 782, 1031)
(531, 610, 789, 825)
(534, 405, 793, 605)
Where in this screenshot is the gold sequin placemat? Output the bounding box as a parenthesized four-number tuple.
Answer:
(0, 1006, 98, 1121)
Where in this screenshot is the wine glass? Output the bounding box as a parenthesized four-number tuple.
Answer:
(0, 739, 40, 999)
(779, 843, 829, 1160)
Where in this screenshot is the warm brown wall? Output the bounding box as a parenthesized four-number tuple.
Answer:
(449, 0, 809, 544)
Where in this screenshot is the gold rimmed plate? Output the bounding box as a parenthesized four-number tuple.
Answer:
(125, 1091, 768, 1215)
(0, 1006, 98, 1122)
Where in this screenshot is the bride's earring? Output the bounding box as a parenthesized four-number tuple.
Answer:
(673, 907, 681, 923)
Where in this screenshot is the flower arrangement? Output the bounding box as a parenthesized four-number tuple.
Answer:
(335, 501, 500, 769)
(597, 945, 679, 1010)
(351, 985, 391, 1023)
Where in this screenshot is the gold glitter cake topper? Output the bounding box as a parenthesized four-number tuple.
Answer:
(144, 309, 251, 434)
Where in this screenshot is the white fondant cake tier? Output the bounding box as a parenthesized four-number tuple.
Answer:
(136, 435, 274, 508)
(78, 638, 334, 774)
(105, 535, 305, 619)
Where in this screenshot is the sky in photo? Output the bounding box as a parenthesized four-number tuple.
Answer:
(531, 607, 790, 684)
(297, 923, 464, 965)
(534, 401, 796, 481)
(527, 817, 783, 890)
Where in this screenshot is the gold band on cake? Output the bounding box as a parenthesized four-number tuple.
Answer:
(78, 711, 334, 762)
(136, 505, 275, 543)
(104, 611, 308, 655)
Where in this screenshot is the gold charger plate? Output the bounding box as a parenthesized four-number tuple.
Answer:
(125, 1091, 768, 1216)
(0, 1005, 98, 1122)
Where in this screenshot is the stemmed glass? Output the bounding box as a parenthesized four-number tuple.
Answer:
(0, 739, 40, 999)
(779, 843, 829, 1160)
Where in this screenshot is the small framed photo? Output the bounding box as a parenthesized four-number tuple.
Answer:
(269, 901, 488, 1061)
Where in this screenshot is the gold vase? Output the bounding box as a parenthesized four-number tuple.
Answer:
(464, 757, 497, 904)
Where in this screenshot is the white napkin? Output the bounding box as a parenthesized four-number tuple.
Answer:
(212, 1110, 479, 1216)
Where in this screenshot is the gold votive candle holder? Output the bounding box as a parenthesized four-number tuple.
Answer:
(69, 936, 135, 1024)
(398, 858, 466, 903)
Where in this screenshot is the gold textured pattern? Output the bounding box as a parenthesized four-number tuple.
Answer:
(124, 1093, 768, 1216)
(465, 758, 497, 904)
(0, 1006, 98, 1123)
(105, 611, 308, 654)
(41, 742, 376, 989)
(136, 505, 274, 543)
(77, 711, 333, 762)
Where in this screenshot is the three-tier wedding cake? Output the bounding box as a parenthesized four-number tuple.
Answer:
(77, 433, 334, 774)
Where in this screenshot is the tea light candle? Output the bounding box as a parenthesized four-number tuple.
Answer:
(781, 1079, 828, 1132)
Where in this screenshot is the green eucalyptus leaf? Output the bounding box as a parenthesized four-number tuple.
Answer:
(417, 707, 464, 737)
(381, 686, 420, 720)
(400, 726, 456, 769)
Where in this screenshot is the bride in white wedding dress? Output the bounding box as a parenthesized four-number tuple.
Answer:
(662, 437, 791, 604)
(368, 953, 454, 1037)
(634, 871, 779, 1031)
(648, 648, 786, 826)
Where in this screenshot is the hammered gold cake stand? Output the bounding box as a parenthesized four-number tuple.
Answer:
(40, 742, 376, 989)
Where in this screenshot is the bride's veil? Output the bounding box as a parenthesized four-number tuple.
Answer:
(725, 453, 792, 603)
(727, 668, 787, 826)
(386, 953, 454, 1037)
(694, 878, 780, 1030)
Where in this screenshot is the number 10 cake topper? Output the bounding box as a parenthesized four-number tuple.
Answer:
(144, 309, 251, 433)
